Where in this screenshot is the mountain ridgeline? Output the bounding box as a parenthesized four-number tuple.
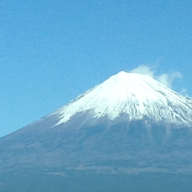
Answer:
(1, 71, 192, 192)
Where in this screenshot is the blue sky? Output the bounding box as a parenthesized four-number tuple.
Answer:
(1, 0, 192, 137)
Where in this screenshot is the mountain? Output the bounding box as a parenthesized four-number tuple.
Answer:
(1, 71, 192, 192)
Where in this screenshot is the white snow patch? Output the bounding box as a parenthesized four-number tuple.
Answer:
(52, 71, 192, 126)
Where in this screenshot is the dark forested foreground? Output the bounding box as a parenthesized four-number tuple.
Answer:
(0, 169, 192, 192)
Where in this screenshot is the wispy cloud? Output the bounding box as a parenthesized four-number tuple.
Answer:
(130, 65, 182, 89)
(157, 72, 182, 88)
(130, 65, 156, 78)
(180, 88, 188, 97)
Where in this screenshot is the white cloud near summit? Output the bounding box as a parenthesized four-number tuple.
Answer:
(157, 72, 182, 88)
(130, 65, 182, 89)
(130, 65, 156, 78)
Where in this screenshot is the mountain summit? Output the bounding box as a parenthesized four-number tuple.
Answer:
(52, 71, 192, 126)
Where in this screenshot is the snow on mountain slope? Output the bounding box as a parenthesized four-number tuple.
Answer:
(52, 71, 192, 126)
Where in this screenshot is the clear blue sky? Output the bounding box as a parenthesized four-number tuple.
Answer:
(1, 0, 192, 137)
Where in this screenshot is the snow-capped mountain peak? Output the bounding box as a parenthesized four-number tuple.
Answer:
(53, 71, 192, 126)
